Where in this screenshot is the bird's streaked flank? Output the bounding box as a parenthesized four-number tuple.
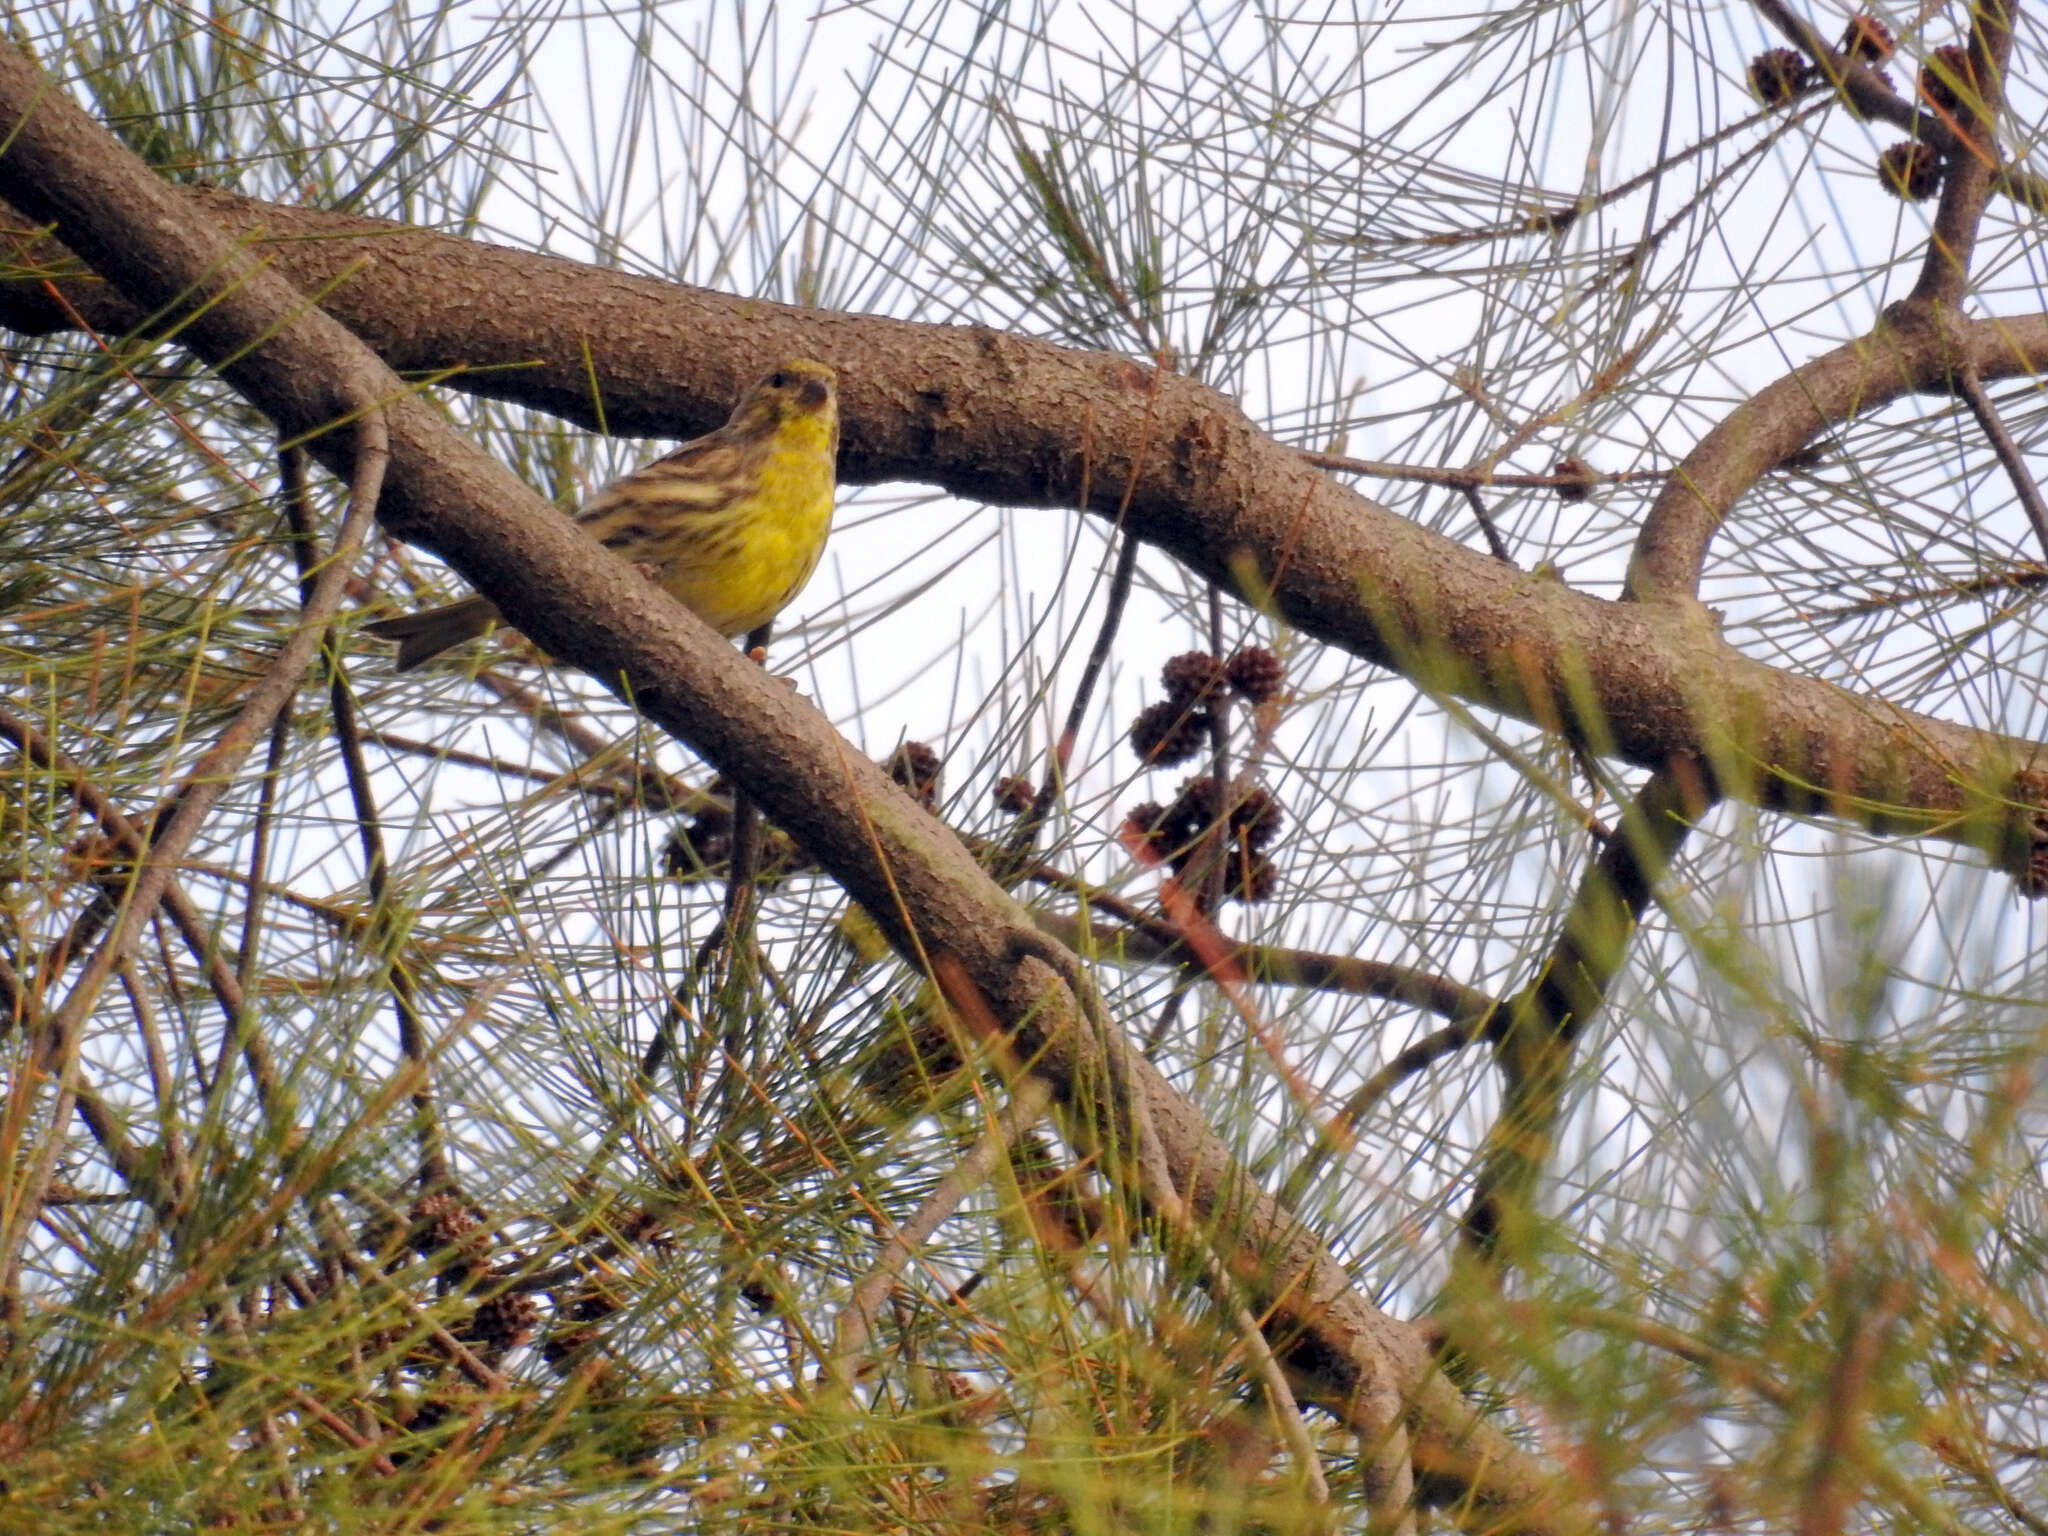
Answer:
(366, 359, 840, 671)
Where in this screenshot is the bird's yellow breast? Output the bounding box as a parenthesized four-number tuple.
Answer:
(666, 409, 837, 636)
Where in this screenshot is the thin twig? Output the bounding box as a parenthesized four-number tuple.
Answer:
(467, 664, 695, 811)
(213, 1302, 312, 1517)
(1021, 869, 1496, 1021)
(1303, 447, 1666, 492)
(830, 1075, 1056, 1387)
(0, 407, 387, 1308)
(115, 951, 192, 1215)
(1006, 531, 1141, 861)
(1958, 370, 2048, 561)
(238, 702, 294, 1003)
(1458, 762, 1714, 1269)
(361, 727, 706, 809)
(1462, 484, 1514, 564)
(1278, 1017, 1491, 1212)
(1006, 352, 1170, 862)
(1794, 562, 2048, 625)
(286, 448, 447, 1191)
(1796, 1278, 1910, 1536)
(714, 622, 775, 1127)
(1141, 974, 1194, 1056)
(1121, 1066, 1334, 1520)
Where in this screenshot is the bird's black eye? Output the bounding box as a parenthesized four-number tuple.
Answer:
(769, 370, 790, 389)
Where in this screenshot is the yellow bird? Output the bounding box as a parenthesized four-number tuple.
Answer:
(366, 359, 839, 671)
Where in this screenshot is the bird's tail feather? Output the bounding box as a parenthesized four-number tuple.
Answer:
(362, 594, 501, 672)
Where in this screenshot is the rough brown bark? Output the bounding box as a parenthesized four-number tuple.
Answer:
(1, 185, 2044, 885)
(0, 43, 1599, 1535)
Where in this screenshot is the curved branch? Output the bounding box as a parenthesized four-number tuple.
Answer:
(0, 43, 1594, 1535)
(1460, 765, 1715, 1266)
(1633, 0, 2029, 602)
(0, 186, 2043, 884)
(1626, 299, 2043, 605)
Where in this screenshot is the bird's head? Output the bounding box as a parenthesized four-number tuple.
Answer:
(733, 358, 838, 432)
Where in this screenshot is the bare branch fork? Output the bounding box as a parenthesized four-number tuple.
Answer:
(0, 41, 1599, 1535)
(1632, 0, 2029, 604)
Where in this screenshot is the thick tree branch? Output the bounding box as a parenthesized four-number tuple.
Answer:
(0, 186, 2044, 884)
(1627, 298, 2044, 614)
(1911, 0, 2016, 306)
(1458, 765, 1715, 1268)
(0, 44, 1595, 1535)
